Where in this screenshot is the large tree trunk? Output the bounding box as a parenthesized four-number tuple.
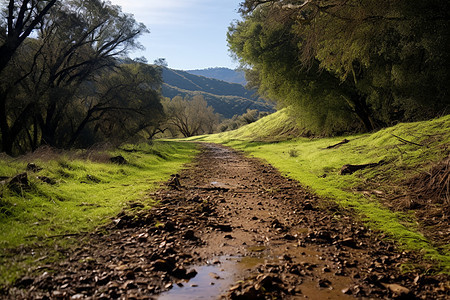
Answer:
(348, 94, 375, 132)
(0, 91, 13, 155)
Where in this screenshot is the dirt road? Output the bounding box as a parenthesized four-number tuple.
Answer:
(5, 143, 448, 299)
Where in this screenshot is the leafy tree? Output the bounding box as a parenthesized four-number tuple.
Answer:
(0, 0, 160, 154)
(229, 0, 450, 135)
(67, 62, 163, 148)
(218, 109, 269, 132)
(162, 95, 220, 137)
(0, 0, 57, 73)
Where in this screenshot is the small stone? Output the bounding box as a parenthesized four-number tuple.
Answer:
(165, 283, 173, 289)
(342, 287, 352, 295)
(383, 283, 411, 296)
(183, 230, 197, 240)
(318, 279, 331, 288)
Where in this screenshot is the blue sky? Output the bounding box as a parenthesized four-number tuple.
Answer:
(109, 0, 243, 70)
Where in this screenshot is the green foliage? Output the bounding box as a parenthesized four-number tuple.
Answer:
(162, 95, 220, 137)
(0, 141, 199, 285)
(0, 0, 161, 155)
(198, 110, 450, 272)
(228, 0, 450, 135)
(217, 109, 270, 132)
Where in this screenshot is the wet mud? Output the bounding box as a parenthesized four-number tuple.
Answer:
(3, 143, 449, 299)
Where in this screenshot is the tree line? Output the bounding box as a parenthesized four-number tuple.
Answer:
(228, 0, 450, 135)
(0, 1, 226, 156)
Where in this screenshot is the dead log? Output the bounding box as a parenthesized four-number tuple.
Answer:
(391, 134, 423, 147)
(340, 160, 384, 175)
(326, 139, 350, 149)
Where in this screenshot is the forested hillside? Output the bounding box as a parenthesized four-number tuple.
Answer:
(162, 68, 273, 118)
(186, 67, 247, 85)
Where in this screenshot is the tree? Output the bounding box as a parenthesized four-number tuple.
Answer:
(162, 95, 220, 137)
(0, 0, 57, 73)
(229, 0, 450, 135)
(0, 0, 159, 154)
(66, 62, 163, 148)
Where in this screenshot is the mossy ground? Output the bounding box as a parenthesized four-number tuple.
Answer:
(191, 110, 450, 273)
(0, 141, 199, 285)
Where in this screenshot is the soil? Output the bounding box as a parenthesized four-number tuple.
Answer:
(2, 143, 449, 299)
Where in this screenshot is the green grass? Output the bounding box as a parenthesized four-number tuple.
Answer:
(0, 141, 199, 285)
(193, 110, 450, 273)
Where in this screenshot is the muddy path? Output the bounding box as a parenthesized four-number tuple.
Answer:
(4, 143, 449, 299)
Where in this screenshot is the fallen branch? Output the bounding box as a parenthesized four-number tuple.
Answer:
(391, 134, 423, 147)
(340, 160, 385, 175)
(326, 139, 350, 149)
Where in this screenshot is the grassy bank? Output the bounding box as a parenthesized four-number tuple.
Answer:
(0, 141, 199, 285)
(191, 110, 450, 273)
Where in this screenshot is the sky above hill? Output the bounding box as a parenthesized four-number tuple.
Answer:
(109, 0, 243, 70)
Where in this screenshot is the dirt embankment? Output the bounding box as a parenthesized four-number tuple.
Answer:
(3, 143, 449, 299)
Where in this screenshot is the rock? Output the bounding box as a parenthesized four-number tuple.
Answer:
(303, 201, 314, 210)
(152, 259, 174, 272)
(27, 163, 42, 172)
(209, 272, 221, 280)
(282, 234, 296, 240)
(224, 234, 234, 239)
(15, 276, 35, 287)
(183, 230, 198, 241)
(257, 274, 283, 291)
(168, 174, 181, 189)
(163, 221, 176, 232)
(215, 224, 233, 232)
(340, 237, 358, 248)
(342, 287, 352, 295)
(383, 283, 411, 296)
(318, 279, 331, 288)
(164, 282, 173, 289)
(186, 269, 198, 279)
(171, 266, 187, 279)
(240, 286, 259, 299)
(8, 173, 30, 193)
(109, 155, 127, 165)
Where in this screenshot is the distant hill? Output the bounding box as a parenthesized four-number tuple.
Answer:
(185, 67, 247, 85)
(161, 68, 273, 119)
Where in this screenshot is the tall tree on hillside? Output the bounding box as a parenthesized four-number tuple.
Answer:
(229, 0, 450, 135)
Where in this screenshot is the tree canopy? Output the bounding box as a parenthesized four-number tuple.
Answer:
(1, 0, 163, 155)
(228, 0, 450, 135)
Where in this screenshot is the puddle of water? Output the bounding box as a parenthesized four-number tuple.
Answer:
(157, 257, 239, 300)
(159, 245, 355, 300)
